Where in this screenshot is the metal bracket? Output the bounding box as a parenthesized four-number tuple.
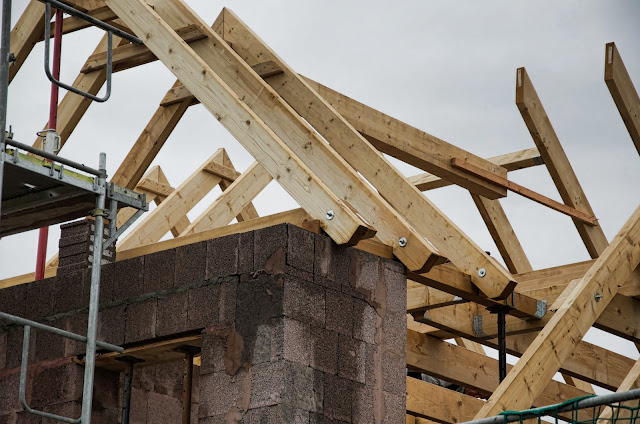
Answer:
(103, 208, 145, 251)
(90, 208, 109, 218)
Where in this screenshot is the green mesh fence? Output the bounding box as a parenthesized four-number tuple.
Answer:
(499, 395, 640, 424)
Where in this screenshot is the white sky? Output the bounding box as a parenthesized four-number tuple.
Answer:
(1, 0, 639, 383)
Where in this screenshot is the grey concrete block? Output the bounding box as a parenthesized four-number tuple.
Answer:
(352, 299, 376, 344)
(337, 334, 366, 384)
(287, 225, 315, 273)
(144, 249, 176, 293)
(325, 289, 352, 336)
(283, 276, 325, 327)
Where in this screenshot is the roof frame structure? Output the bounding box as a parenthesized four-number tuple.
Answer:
(3, 1, 640, 422)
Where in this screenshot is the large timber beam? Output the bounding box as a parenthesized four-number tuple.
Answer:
(516, 67, 609, 258)
(406, 377, 483, 423)
(106, 0, 445, 272)
(105, 0, 375, 248)
(217, 8, 516, 298)
(8, 0, 45, 84)
(605, 42, 640, 156)
(407, 330, 591, 419)
(474, 203, 640, 418)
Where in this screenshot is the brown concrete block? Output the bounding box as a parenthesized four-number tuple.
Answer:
(287, 225, 315, 273)
(144, 249, 176, 293)
(283, 364, 323, 413)
(53, 271, 85, 314)
(64, 312, 88, 357)
(382, 391, 406, 424)
(218, 279, 237, 325)
(97, 304, 126, 346)
(148, 392, 182, 423)
(349, 250, 381, 298)
(207, 234, 239, 279)
(382, 311, 406, 355)
(153, 360, 184, 398)
(382, 350, 406, 396)
(0, 284, 27, 326)
(248, 361, 285, 409)
(187, 284, 220, 330)
(0, 331, 6, 370)
(174, 241, 207, 287)
(98, 262, 115, 304)
(156, 291, 188, 337)
(34, 318, 66, 362)
(323, 373, 352, 422)
(351, 382, 374, 424)
(129, 387, 148, 424)
(14, 411, 42, 423)
(198, 369, 247, 417)
(352, 299, 376, 344)
(58, 232, 88, 248)
(200, 324, 234, 375)
(60, 219, 90, 238)
(253, 275, 284, 320)
(0, 372, 19, 415)
(325, 290, 352, 336)
(6, 326, 35, 369)
(383, 260, 407, 314)
(113, 257, 144, 300)
(314, 234, 351, 284)
(310, 326, 338, 375)
(25, 277, 56, 320)
(282, 318, 311, 367)
(238, 231, 254, 274)
(283, 276, 325, 327)
(124, 298, 157, 343)
(338, 334, 366, 384)
(254, 224, 287, 271)
(93, 367, 120, 411)
(31, 362, 84, 407)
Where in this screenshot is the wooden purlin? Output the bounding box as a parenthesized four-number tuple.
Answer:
(105, 0, 375, 248)
(605, 42, 640, 156)
(474, 204, 640, 419)
(516, 67, 609, 258)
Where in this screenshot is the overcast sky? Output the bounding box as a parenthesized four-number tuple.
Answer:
(2, 1, 640, 372)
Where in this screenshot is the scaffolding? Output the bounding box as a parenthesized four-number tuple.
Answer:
(0, 0, 148, 422)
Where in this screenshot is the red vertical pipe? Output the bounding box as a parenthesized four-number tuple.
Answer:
(35, 8, 63, 280)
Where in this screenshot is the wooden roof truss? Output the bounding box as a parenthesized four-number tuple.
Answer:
(5, 1, 640, 422)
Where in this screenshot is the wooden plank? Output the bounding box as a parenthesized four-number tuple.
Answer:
(111, 80, 192, 189)
(116, 208, 313, 261)
(116, 150, 228, 250)
(410, 147, 543, 191)
(202, 161, 241, 181)
(604, 42, 640, 156)
(474, 204, 640, 418)
(217, 149, 260, 223)
(219, 8, 515, 297)
(406, 376, 483, 423)
(106, 0, 376, 248)
(516, 260, 640, 298)
(181, 161, 272, 235)
(137, 177, 174, 197)
(471, 195, 533, 275)
(109, 0, 437, 271)
(81, 24, 207, 73)
(516, 67, 609, 257)
(8, 0, 45, 84)
(453, 158, 598, 225)
(407, 330, 592, 419)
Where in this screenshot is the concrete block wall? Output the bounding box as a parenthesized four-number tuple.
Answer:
(0, 224, 406, 423)
(57, 219, 115, 275)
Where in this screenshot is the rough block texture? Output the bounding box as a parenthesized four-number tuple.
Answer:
(57, 219, 115, 276)
(0, 223, 406, 423)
